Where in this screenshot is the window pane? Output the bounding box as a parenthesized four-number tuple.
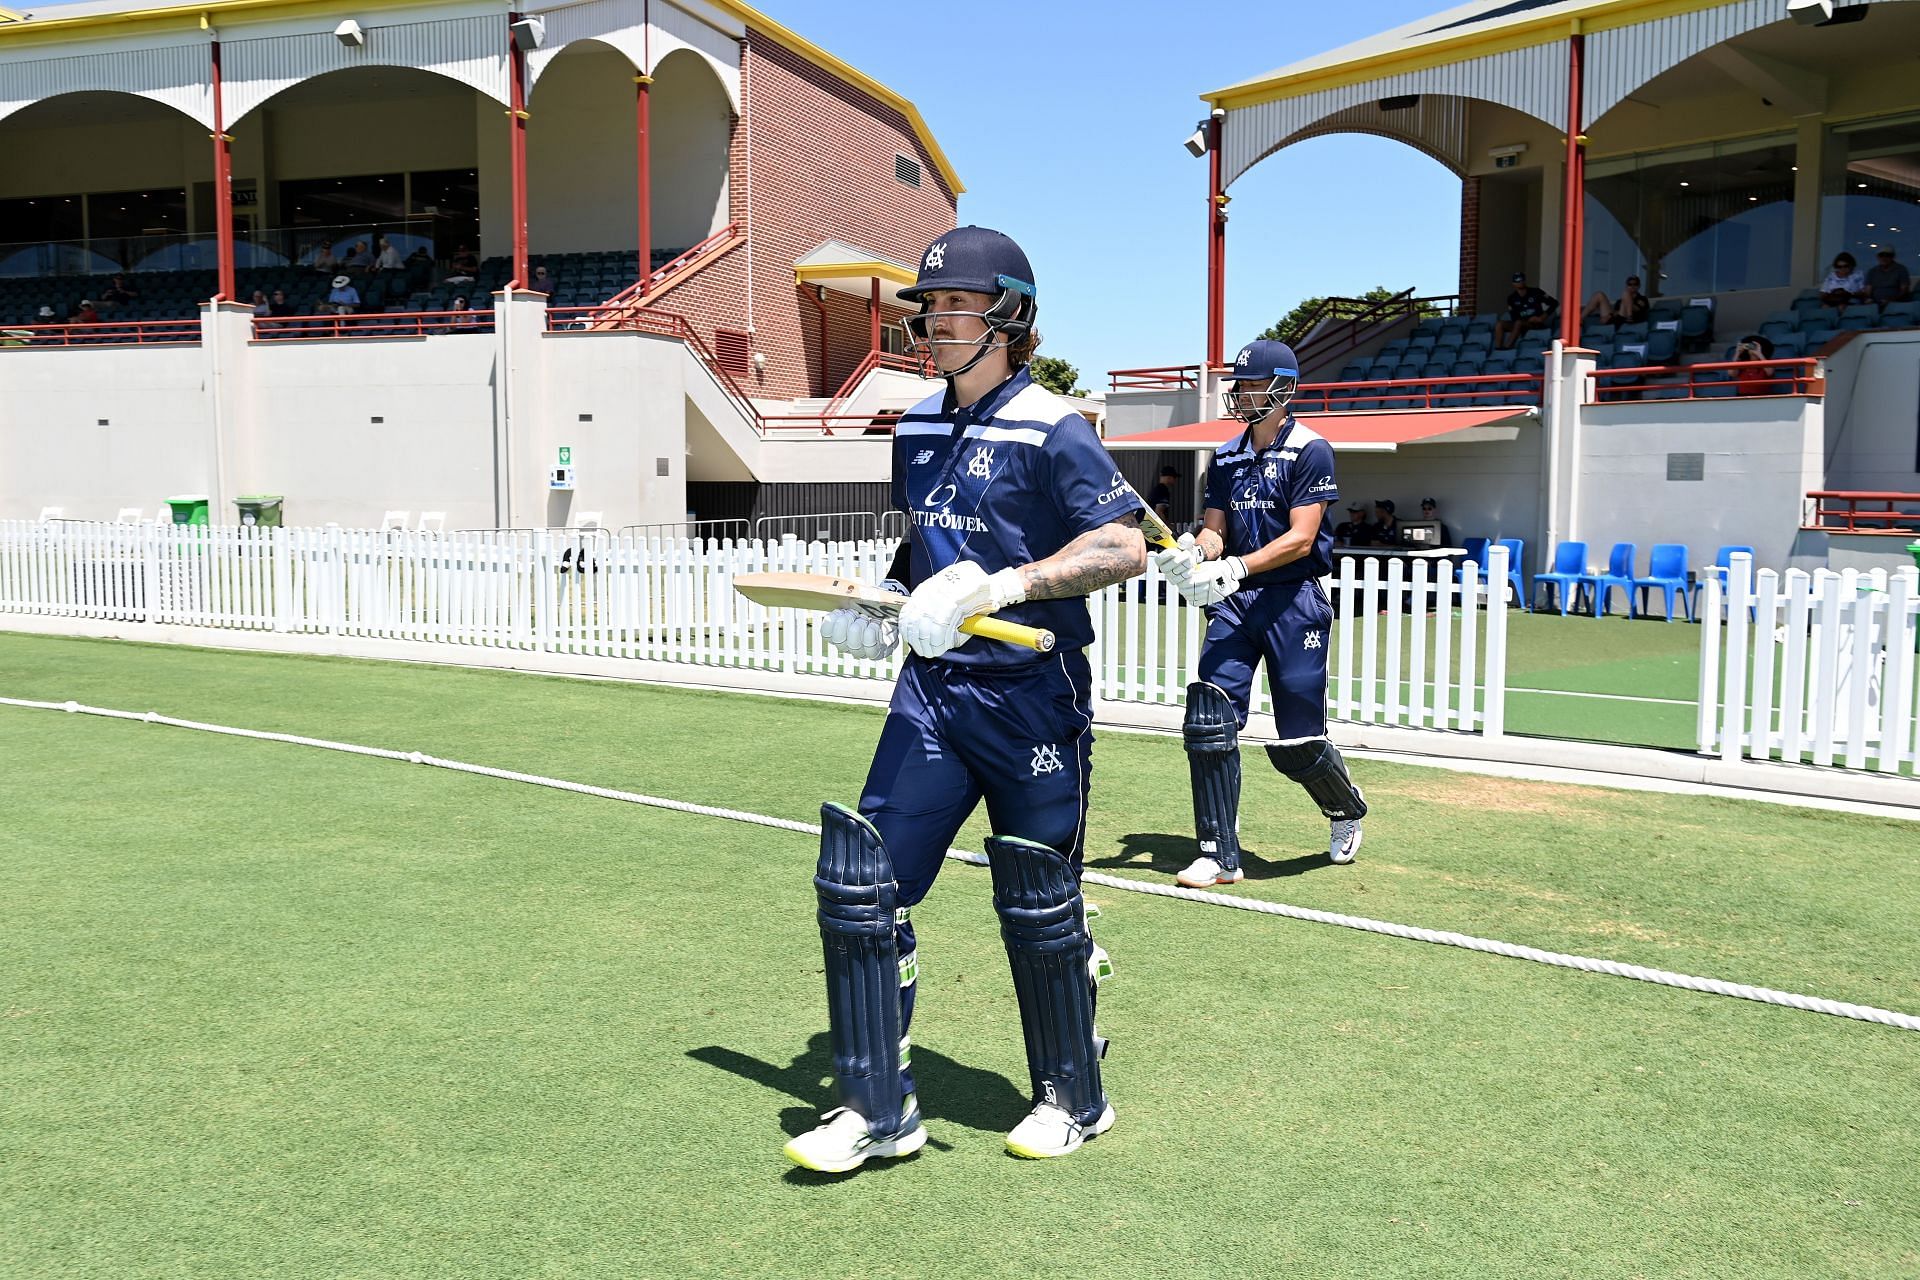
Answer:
(1821, 115, 1920, 274)
(1585, 136, 1795, 297)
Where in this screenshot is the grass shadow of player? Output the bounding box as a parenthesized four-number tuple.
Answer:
(688, 1032, 1029, 1178)
(1093, 832, 1326, 881)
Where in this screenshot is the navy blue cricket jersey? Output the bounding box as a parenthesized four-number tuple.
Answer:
(1202, 416, 1340, 585)
(892, 368, 1140, 667)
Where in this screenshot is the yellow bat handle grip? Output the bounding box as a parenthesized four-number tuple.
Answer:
(960, 614, 1056, 653)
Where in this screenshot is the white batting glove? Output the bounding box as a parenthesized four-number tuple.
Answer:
(897, 561, 1027, 659)
(820, 579, 906, 660)
(1179, 555, 1247, 607)
(1152, 531, 1203, 585)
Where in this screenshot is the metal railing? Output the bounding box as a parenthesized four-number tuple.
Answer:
(752, 511, 907, 543)
(1291, 292, 1461, 373)
(1801, 491, 1920, 535)
(1108, 365, 1203, 392)
(1590, 357, 1824, 402)
(251, 310, 494, 341)
(0, 218, 448, 279)
(601, 223, 742, 305)
(1290, 371, 1544, 412)
(620, 519, 751, 542)
(0, 318, 202, 348)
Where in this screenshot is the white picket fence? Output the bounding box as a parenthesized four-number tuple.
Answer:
(0, 520, 1509, 735)
(1699, 553, 1920, 772)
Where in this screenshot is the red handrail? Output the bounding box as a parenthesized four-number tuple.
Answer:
(1291, 292, 1462, 372)
(818, 348, 934, 428)
(1291, 371, 1543, 413)
(1108, 364, 1201, 391)
(1590, 357, 1823, 403)
(0, 318, 202, 347)
(603, 223, 742, 305)
(1802, 490, 1920, 534)
(251, 310, 494, 340)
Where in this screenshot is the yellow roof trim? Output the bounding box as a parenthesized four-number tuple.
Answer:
(709, 0, 964, 196)
(1205, 0, 1737, 112)
(795, 259, 916, 288)
(0, 5, 27, 21)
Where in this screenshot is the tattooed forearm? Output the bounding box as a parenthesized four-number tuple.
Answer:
(1020, 518, 1148, 600)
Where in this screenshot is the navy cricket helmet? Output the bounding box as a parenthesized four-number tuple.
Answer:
(900, 226, 1038, 376)
(1222, 338, 1300, 424)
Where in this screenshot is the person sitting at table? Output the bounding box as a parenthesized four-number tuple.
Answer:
(1372, 499, 1400, 545)
(1334, 502, 1374, 547)
(1417, 497, 1451, 546)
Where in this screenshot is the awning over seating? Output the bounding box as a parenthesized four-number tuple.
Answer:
(793, 240, 918, 306)
(1105, 406, 1537, 453)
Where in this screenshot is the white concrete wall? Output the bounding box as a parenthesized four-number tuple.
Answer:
(526, 47, 640, 257)
(1575, 398, 1824, 572)
(1102, 388, 1206, 438)
(1821, 330, 1920, 495)
(0, 345, 210, 519)
(528, 325, 691, 528)
(649, 48, 732, 252)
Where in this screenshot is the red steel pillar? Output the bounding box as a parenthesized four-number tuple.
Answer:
(635, 73, 653, 293)
(508, 15, 531, 285)
(1559, 31, 1586, 348)
(1206, 113, 1226, 369)
(210, 38, 236, 301)
(869, 277, 881, 353)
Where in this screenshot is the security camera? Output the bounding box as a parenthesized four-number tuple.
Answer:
(509, 15, 545, 50)
(1787, 0, 1832, 25)
(334, 19, 365, 47)
(1184, 128, 1208, 158)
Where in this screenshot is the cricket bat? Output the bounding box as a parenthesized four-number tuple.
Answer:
(731, 572, 1056, 653)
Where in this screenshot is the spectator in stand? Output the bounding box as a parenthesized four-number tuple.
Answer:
(1494, 271, 1558, 349)
(445, 245, 479, 285)
(1732, 333, 1783, 396)
(1818, 253, 1869, 311)
(326, 274, 360, 316)
(1580, 274, 1648, 327)
(342, 240, 373, 274)
(35, 305, 57, 324)
(528, 264, 556, 296)
(1145, 465, 1181, 526)
(1372, 499, 1400, 545)
(249, 289, 271, 318)
(449, 295, 482, 329)
(373, 236, 403, 273)
(312, 243, 339, 274)
(73, 299, 101, 324)
(404, 246, 436, 294)
(1334, 501, 1374, 547)
(1866, 247, 1912, 306)
(267, 289, 295, 317)
(1418, 497, 1452, 546)
(101, 274, 139, 310)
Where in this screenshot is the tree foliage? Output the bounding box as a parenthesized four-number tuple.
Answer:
(1259, 286, 1442, 344)
(1028, 355, 1082, 397)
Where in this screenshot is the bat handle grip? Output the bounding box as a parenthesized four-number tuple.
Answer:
(959, 614, 1056, 653)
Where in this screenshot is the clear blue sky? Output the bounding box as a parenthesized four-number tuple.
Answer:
(758, 0, 1463, 382)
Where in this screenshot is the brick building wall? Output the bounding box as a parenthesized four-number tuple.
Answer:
(655, 31, 957, 401)
(1458, 175, 1480, 316)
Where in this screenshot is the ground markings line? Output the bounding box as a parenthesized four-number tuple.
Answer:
(4, 693, 1915, 1034)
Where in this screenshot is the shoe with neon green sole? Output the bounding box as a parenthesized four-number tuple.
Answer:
(1005, 1100, 1116, 1159)
(783, 1099, 926, 1173)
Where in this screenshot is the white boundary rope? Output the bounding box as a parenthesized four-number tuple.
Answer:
(6, 694, 1916, 1035)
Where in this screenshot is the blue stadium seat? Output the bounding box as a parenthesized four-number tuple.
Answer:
(1439, 314, 1470, 332)
(1464, 321, 1493, 341)
(1678, 305, 1713, 350)
(1882, 300, 1920, 328)
(1649, 297, 1686, 321)
(1792, 296, 1828, 324)
(1415, 316, 1446, 337)
(1533, 540, 1591, 614)
(1379, 338, 1411, 358)
(1760, 309, 1800, 335)
(1632, 543, 1693, 622)
(1435, 330, 1464, 349)
(1615, 321, 1650, 342)
(1839, 303, 1880, 330)
(1801, 326, 1839, 348)
(1771, 332, 1808, 357)
(1644, 330, 1680, 363)
(1694, 369, 1737, 398)
(1580, 543, 1639, 618)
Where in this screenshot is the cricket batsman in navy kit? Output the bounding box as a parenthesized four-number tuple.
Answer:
(783, 226, 1147, 1173)
(1154, 339, 1368, 888)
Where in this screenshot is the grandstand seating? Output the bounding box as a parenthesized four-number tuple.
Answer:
(0, 245, 685, 327)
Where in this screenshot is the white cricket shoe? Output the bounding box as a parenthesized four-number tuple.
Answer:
(782, 1099, 926, 1173)
(1005, 1100, 1117, 1159)
(1329, 818, 1363, 865)
(1175, 856, 1244, 887)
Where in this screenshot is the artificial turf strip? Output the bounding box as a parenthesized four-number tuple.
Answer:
(2, 633, 1918, 1278)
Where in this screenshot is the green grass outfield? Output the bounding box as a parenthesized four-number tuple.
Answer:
(3, 632, 1918, 1278)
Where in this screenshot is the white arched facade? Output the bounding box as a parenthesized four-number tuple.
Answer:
(523, 0, 741, 113)
(0, 39, 213, 128)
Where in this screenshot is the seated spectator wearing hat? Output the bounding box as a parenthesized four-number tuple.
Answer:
(1732, 333, 1785, 396)
(1418, 497, 1452, 547)
(35, 304, 57, 325)
(73, 299, 101, 325)
(1866, 248, 1912, 306)
(1334, 502, 1375, 548)
(1495, 271, 1557, 349)
(528, 264, 556, 296)
(1818, 253, 1868, 311)
(1145, 464, 1181, 525)
(1372, 499, 1400, 545)
(1580, 275, 1648, 328)
(326, 275, 361, 316)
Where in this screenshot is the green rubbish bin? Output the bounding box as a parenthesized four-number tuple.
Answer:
(1909, 542, 1920, 572)
(165, 495, 210, 526)
(235, 495, 284, 528)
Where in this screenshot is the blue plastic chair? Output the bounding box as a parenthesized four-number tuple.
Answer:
(1632, 543, 1693, 622)
(1495, 537, 1528, 610)
(1453, 537, 1490, 590)
(1579, 542, 1638, 617)
(1532, 540, 1591, 614)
